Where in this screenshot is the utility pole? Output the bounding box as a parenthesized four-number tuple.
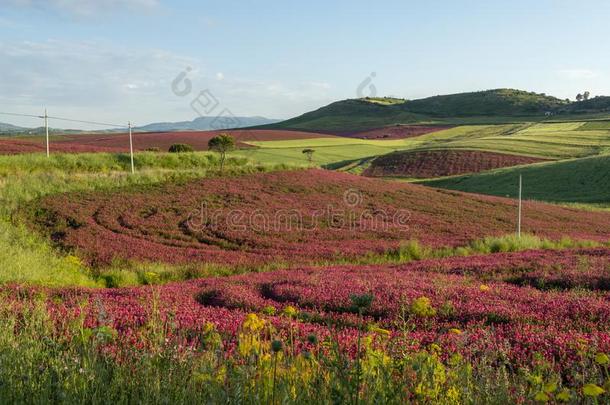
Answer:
(44, 108, 49, 157)
(517, 174, 522, 238)
(128, 121, 135, 174)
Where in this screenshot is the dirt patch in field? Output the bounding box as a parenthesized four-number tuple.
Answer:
(26, 169, 610, 267)
(364, 150, 547, 178)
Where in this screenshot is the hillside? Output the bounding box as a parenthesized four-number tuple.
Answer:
(266, 89, 610, 132)
(26, 169, 610, 267)
(421, 154, 610, 205)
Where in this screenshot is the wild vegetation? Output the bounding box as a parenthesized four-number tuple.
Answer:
(0, 245, 608, 403)
(2, 88, 610, 403)
(0, 152, 292, 287)
(24, 170, 610, 273)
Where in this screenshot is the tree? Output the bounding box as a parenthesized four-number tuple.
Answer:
(168, 143, 194, 153)
(576, 93, 583, 102)
(208, 133, 235, 171)
(583, 91, 591, 101)
(302, 148, 315, 164)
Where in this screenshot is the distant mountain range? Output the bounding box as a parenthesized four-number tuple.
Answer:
(134, 116, 280, 132)
(0, 116, 280, 134)
(0, 122, 29, 133)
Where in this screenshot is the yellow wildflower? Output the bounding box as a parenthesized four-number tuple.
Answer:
(282, 305, 298, 318)
(556, 389, 571, 402)
(595, 352, 609, 365)
(582, 383, 605, 397)
(479, 284, 490, 292)
(534, 391, 549, 402)
(242, 313, 265, 333)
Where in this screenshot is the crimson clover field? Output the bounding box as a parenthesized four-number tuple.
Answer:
(6, 167, 609, 403)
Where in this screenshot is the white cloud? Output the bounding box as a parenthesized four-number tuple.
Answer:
(0, 39, 332, 127)
(7, 0, 159, 17)
(556, 69, 600, 80)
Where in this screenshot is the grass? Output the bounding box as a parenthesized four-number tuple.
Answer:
(409, 122, 610, 159)
(233, 139, 409, 166)
(421, 153, 610, 205)
(347, 234, 601, 265)
(235, 122, 610, 170)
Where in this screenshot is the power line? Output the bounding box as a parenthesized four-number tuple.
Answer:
(0, 109, 135, 173)
(0, 111, 44, 119)
(47, 116, 125, 128)
(0, 111, 126, 128)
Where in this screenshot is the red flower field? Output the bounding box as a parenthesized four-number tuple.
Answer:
(364, 149, 547, 178)
(0, 139, 126, 154)
(17, 246, 609, 374)
(54, 129, 334, 152)
(0, 129, 332, 155)
(28, 169, 610, 266)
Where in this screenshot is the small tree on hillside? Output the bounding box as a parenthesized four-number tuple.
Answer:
(583, 91, 591, 101)
(576, 93, 583, 102)
(208, 133, 235, 171)
(302, 148, 315, 164)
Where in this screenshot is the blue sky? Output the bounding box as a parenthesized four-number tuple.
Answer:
(1, 0, 608, 128)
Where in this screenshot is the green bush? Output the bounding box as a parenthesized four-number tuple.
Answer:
(168, 143, 194, 153)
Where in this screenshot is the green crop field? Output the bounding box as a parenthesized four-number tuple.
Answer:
(407, 122, 610, 159)
(232, 137, 419, 166)
(233, 121, 610, 170)
(421, 153, 610, 206)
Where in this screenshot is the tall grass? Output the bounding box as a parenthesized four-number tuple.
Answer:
(353, 234, 601, 265)
(0, 151, 247, 174)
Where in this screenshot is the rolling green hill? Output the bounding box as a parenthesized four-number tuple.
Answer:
(420, 154, 610, 206)
(266, 89, 610, 132)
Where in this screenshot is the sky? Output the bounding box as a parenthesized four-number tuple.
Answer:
(1, 0, 609, 129)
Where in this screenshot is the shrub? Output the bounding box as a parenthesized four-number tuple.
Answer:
(168, 143, 194, 153)
(145, 147, 161, 152)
